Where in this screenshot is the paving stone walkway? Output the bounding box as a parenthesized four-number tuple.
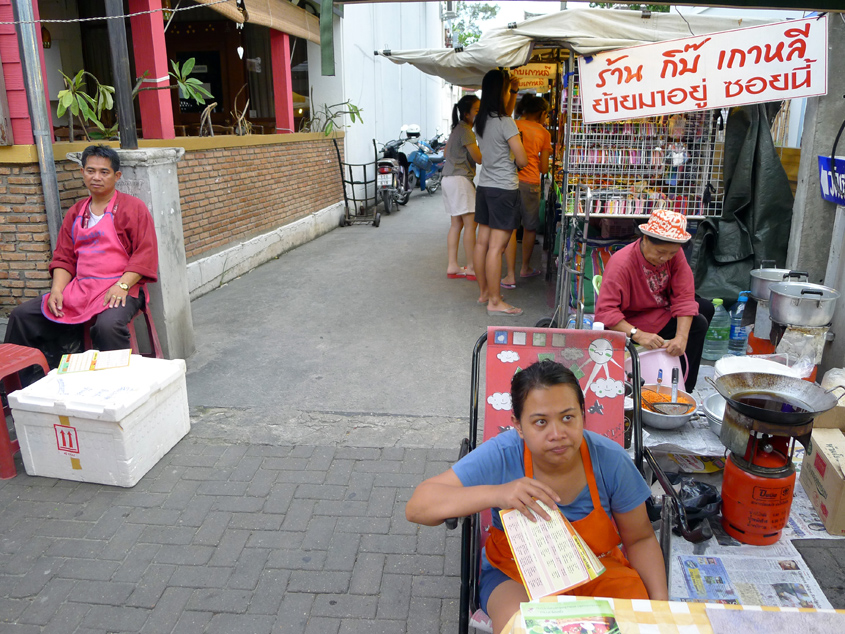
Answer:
(0, 438, 462, 634)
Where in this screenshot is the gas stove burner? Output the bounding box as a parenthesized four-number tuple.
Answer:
(720, 401, 813, 456)
(708, 372, 841, 546)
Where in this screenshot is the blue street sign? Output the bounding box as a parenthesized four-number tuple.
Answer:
(818, 155, 845, 206)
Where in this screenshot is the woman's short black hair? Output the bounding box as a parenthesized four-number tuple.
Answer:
(517, 94, 549, 118)
(81, 144, 120, 172)
(511, 359, 585, 420)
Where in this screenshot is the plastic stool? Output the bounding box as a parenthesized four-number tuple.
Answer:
(82, 301, 164, 359)
(0, 344, 50, 479)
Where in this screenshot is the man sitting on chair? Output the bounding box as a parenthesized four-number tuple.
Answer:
(4, 145, 158, 380)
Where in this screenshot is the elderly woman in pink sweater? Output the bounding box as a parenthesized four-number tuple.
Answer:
(594, 208, 714, 390)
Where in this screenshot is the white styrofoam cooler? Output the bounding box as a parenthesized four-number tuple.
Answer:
(8, 356, 189, 487)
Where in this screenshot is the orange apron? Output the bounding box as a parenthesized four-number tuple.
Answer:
(485, 439, 649, 600)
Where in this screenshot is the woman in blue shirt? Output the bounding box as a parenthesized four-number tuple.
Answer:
(406, 360, 667, 634)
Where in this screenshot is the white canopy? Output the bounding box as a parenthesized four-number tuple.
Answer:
(376, 9, 776, 88)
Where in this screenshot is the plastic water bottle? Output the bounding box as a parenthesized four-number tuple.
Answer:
(728, 292, 751, 356)
(702, 298, 731, 361)
(566, 314, 594, 329)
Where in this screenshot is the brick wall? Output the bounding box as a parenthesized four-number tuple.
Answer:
(0, 164, 52, 310)
(0, 136, 345, 315)
(179, 137, 344, 260)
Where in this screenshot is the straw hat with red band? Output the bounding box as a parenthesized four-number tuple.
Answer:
(639, 207, 691, 243)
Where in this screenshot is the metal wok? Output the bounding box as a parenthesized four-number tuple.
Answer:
(706, 373, 843, 426)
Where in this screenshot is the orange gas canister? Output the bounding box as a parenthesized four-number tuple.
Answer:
(721, 449, 796, 546)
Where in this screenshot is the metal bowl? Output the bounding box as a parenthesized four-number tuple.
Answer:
(702, 392, 726, 437)
(641, 385, 698, 430)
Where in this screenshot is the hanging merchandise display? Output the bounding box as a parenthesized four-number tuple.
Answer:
(554, 57, 728, 329)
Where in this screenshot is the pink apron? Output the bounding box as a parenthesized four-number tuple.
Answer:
(41, 196, 130, 325)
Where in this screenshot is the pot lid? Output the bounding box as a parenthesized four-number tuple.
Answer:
(750, 267, 793, 281)
(769, 281, 840, 300)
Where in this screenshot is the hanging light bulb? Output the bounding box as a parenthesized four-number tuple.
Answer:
(237, 46, 244, 60)
(41, 25, 51, 49)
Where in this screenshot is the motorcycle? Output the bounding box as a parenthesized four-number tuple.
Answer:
(407, 135, 445, 195)
(427, 131, 448, 153)
(375, 150, 399, 219)
(381, 138, 412, 206)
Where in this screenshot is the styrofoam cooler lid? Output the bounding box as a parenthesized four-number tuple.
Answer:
(713, 356, 799, 379)
(8, 356, 186, 422)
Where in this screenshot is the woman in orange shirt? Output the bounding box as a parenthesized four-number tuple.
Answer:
(502, 95, 551, 289)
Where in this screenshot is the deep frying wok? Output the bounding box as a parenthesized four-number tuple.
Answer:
(706, 373, 843, 425)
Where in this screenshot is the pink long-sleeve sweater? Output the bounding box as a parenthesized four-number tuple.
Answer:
(594, 239, 699, 334)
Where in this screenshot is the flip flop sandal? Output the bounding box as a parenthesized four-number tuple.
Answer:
(487, 306, 523, 317)
(520, 269, 542, 279)
(465, 274, 477, 281)
(447, 270, 468, 279)
(500, 282, 517, 289)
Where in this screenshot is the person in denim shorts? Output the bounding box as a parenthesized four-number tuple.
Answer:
(473, 70, 528, 317)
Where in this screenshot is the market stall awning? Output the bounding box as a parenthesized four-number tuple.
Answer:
(195, 0, 321, 44)
(376, 9, 778, 88)
(343, 0, 841, 10)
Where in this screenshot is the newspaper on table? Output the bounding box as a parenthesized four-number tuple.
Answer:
(668, 511, 832, 609)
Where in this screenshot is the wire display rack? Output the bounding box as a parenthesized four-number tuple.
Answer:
(562, 68, 726, 219)
(549, 58, 727, 328)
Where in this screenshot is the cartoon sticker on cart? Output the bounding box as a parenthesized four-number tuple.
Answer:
(573, 338, 624, 401)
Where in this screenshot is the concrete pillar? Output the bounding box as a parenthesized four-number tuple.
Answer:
(68, 148, 194, 360)
(787, 13, 845, 284)
(270, 30, 295, 133)
(128, 0, 175, 139)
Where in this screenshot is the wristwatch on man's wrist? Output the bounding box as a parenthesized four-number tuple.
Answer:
(117, 282, 130, 291)
(629, 327, 638, 340)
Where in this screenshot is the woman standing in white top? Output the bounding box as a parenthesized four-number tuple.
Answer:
(442, 95, 482, 280)
(473, 70, 528, 317)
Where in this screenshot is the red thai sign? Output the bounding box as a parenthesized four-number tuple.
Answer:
(577, 15, 827, 124)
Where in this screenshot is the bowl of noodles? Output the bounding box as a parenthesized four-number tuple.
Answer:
(640, 384, 698, 430)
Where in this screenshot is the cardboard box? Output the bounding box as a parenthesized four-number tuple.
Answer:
(814, 403, 845, 431)
(8, 356, 189, 487)
(800, 428, 845, 535)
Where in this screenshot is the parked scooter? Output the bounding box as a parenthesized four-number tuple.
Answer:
(376, 144, 401, 218)
(427, 131, 448, 153)
(405, 125, 445, 195)
(381, 138, 412, 206)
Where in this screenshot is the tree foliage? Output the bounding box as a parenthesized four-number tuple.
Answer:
(450, 1, 500, 47)
(589, 3, 670, 12)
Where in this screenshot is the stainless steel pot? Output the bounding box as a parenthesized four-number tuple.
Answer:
(768, 281, 840, 327)
(641, 385, 698, 430)
(749, 260, 808, 301)
(702, 393, 726, 437)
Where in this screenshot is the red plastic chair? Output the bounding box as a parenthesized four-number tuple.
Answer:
(82, 301, 163, 359)
(0, 343, 50, 479)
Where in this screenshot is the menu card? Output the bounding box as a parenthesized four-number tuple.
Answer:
(58, 349, 131, 374)
(500, 500, 605, 601)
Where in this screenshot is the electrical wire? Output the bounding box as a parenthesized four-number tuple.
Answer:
(831, 118, 845, 199)
(0, 0, 235, 26)
(674, 7, 694, 37)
